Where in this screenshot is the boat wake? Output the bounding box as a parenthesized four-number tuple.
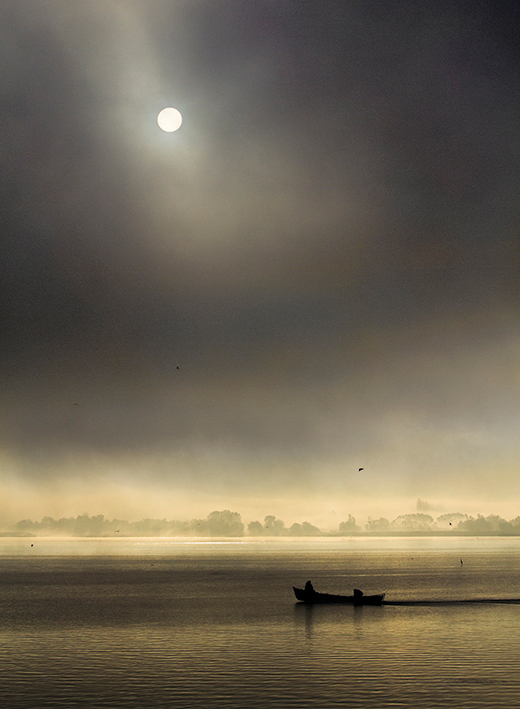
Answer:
(383, 598, 520, 606)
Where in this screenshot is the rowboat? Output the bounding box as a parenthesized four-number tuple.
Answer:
(293, 585, 385, 605)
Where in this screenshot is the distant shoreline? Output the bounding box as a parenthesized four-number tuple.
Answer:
(6, 511, 520, 537)
(2, 531, 520, 538)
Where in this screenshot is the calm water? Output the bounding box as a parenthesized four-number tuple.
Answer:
(2, 536, 520, 708)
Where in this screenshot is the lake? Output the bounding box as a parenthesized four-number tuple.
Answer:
(1, 536, 520, 708)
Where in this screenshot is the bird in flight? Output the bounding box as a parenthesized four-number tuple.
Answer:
(358, 468, 364, 471)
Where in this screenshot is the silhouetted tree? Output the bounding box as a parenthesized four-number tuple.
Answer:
(72, 514, 105, 536)
(248, 521, 264, 536)
(263, 515, 286, 536)
(41, 516, 58, 532)
(434, 513, 468, 530)
(132, 518, 169, 535)
(458, 514, 509, 534)
(509, 517, 520, 533)
(392, 514, 434, 532)
(55, 517, 75, 533)
(489, 515, 510, 533)
(338, 514, 361, 534)
(498, 519, 514, 534)
(365, 517, 390, 532)
(300, 521, 321, 536)
(201, 510, 244, 536)
(14, 519, 35, 533)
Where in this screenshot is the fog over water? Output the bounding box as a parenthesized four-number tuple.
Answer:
(1, 1, 520, 526)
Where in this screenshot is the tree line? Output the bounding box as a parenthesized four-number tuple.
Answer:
(8, 510, 520, 537)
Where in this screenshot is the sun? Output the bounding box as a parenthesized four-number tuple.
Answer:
(157, 107, 182, 132)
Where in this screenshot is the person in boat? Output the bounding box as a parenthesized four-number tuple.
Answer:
(305, 580, 314, 594)
(353, 588, 364, 605)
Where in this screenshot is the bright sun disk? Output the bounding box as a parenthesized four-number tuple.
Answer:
(157, 107, 182, 132)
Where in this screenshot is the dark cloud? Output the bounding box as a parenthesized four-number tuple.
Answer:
(1, 1, 520, 522)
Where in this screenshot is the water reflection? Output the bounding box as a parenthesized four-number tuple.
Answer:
(293, 600, 376, 648)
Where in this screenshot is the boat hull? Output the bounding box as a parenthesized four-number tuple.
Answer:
(293, 587, 385, 605)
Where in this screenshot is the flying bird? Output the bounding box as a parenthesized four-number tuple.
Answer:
(358, 468, 364, 471)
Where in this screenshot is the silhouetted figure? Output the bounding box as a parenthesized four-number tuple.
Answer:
(305, 580, 314, 594)
(460, 558, 463, 566)
(353, 588, 364, 606)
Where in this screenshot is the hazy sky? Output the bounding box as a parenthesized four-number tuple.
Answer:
(1, 0, 520, 527)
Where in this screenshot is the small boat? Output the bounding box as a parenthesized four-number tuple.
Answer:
(293, 586, 385, 605)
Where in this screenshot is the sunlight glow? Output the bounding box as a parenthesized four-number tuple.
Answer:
(157, 107, 182, 132)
